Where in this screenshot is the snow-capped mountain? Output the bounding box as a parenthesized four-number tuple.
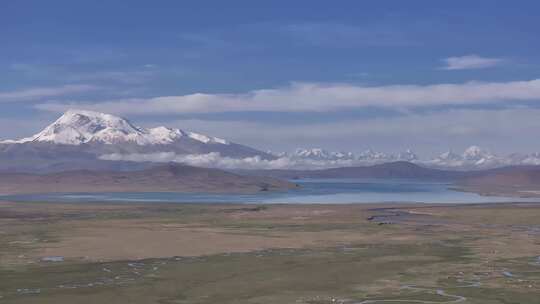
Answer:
(1, 109, 229, 146)
(357, 149, 393, 162)
(425, 146, 510, 169)
(293, 148, 355, 160)
(438, 151, 462, 161)
(521, 153, 540, 165)
(396, 149, 419, 162)
(0, 110, 272, 172)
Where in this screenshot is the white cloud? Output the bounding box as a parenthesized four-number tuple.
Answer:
(99, 152, 288, 169)
(0, 85, 97, 103)
(36, 79, 540, 114)
(99, 152, 359, 170)
(441, 55, 504, 70)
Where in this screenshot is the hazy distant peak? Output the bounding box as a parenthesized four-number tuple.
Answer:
(187, 131, 229, 145)
(397, 149, 418, 161)
(438, 151, 461, 160)
(462, 145, 489, 159)
(294, 148, 355, 160)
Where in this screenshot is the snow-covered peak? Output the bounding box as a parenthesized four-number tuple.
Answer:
(9, 109, 143, 145)
(438, 151, 462, 161)
(333, 151, 355, 160)
(358, 149, 391, 161)
(521, 152, 540, 165)
(462, 145, 491, 160)
(295, 148, 331, 159)
(187, 131, 229, 145)
(294, 148, 355, 160)
(148, 126, 185, 143)
(397, 149, 418, 161)
(1, 109, 230, 146)
(425, 146, 508, 169)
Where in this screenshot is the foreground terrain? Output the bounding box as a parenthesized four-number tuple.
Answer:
(1, 200, 539, 303)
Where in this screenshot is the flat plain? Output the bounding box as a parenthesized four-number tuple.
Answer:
(1, 200, 539, 303)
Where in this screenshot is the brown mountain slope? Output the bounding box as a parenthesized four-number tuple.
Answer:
(241, 161, 470, 180)
(457, 166, 540, 197)
(0, 164, 297, 195)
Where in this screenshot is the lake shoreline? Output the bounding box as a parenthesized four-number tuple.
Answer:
(3, 178, 538, 205)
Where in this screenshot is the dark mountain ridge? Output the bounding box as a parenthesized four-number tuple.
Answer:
(0, 163, 297, 195)
(239, 161, 472, 180)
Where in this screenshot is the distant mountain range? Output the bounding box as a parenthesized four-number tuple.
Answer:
(1, 110, 540, 172)
(275, 146, 540, 170)
(280, 148, 416, 163)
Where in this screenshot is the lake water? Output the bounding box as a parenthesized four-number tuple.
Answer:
(3, 179, 538, 204)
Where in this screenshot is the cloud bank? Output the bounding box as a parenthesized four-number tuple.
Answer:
(441, 55, 504, 70)
(100, 152, 358, 170)
(36, 79, 540, 114)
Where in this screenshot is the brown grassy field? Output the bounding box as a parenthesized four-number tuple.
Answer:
(1, 200, 539, 303)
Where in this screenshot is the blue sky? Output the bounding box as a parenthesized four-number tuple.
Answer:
(1, 0, 540, 156)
